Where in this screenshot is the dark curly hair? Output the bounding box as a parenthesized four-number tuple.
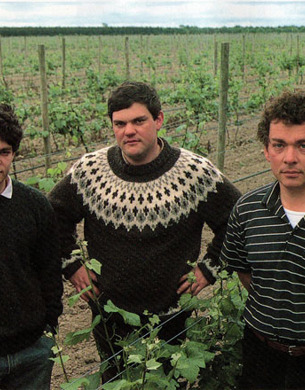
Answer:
(0, 104, 23, 152)
(257, 90, 305, 147)
(107, 81, 162, 121)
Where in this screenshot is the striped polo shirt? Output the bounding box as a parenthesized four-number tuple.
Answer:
(220, 181, 305, 342)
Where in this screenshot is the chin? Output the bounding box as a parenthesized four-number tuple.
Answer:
(282, 182, 305, 189)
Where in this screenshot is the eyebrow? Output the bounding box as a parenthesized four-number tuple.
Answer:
(270, 138, 305, 144)
(0, 147, 13, 152)
(113, 115, 148, 124)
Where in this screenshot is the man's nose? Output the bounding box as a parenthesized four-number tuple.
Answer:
(125, 122, 136, 134)
(284, 146, 298, 163)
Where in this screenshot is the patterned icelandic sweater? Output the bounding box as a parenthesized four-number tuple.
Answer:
(49, 140, 241, 315)
(0, 181, 63, 356)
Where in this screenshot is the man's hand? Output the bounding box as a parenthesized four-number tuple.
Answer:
(177, 266, 210, 296)
(69, 265, 100, 302)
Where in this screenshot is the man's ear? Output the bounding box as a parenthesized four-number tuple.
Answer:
(263, 145, 271, 162)
(155, 111, 164, 130)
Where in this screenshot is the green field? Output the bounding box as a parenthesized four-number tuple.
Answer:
(0, 31, 303, 190)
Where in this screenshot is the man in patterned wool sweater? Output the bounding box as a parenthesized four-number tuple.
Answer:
(49, 81, 241, 381)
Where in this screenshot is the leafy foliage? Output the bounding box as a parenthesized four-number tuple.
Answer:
(25, 161, 67, 192)
(52, 243, 247, 389)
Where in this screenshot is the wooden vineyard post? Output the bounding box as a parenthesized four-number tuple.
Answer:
(98, 36, 102, 75)
(140, 35, 144, 78)
(62, 37, 66, 89)
(38, 44, 51, 172)
(0, 37, 7, 88)
(24, 36, 27, 62)
(125, 36, 130, 80)
(0, 38, 3, 82)
(296, 35, 300, 84)
(289, 34, 293, 77)
(242, 34, 246, 80)
(217, 42, 230, 172)
(214, 35, 218, 76)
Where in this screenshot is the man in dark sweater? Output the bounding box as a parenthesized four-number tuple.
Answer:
(49, 81, 241, 382)
(0, 104, 63, 390)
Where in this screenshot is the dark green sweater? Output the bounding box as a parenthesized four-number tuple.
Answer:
(49, 141, 240, 315)
(0, 180, 63, 355)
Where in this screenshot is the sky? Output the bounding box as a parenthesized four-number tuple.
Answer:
(0, 0, 304, 28)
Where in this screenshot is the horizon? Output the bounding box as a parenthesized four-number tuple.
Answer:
(1, 1, 305, 29)
(0, 24, 303, 29)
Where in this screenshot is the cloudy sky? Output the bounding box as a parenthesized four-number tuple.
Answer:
(0, 0, 304, 28)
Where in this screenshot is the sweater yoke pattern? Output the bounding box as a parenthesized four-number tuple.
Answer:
(70, 147, 223, 232)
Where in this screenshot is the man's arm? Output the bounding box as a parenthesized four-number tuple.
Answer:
(197, 176, 242, 285)
(48, 174, 85, 280)
(237, 272, 251, 292)
(220, 197, 252, 283)
(35, 196, 63, 330)
(49, 175, 102, 301)
(177, 176, 241, 296)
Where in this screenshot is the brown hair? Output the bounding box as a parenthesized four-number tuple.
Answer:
(257, 90, 305, 147)
(0, 104, 23, 152)
(108, 81, 161, 121)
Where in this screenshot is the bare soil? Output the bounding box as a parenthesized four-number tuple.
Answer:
(51, 282, 100, 389)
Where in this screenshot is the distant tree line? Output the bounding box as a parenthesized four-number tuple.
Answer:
(0, 25, 305, 37)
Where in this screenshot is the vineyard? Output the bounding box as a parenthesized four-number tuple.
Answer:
(1, 31, 305, 389)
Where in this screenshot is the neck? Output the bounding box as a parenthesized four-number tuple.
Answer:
(280, 186, 305, 212)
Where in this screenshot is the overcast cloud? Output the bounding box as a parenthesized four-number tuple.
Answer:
(0, 0, 304, 28)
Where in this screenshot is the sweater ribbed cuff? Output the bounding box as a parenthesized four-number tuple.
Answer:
(198, 260, 218, 285)
(62, 259, 82, 280)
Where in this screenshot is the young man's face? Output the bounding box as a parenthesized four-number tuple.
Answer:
(264, 120, 305, 195)
(112, 102, 164, 166)
(0, 139, 14, 194)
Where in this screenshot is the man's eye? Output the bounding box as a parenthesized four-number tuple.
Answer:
(272, 143, 284, 149)
(0, 150, 11, 156)
(135, 119, 145, 124)
(299, 143, 305, 150)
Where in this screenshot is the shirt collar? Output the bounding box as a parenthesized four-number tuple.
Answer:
(263, 181, 286, 220)
(0, 175, 13, 199)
